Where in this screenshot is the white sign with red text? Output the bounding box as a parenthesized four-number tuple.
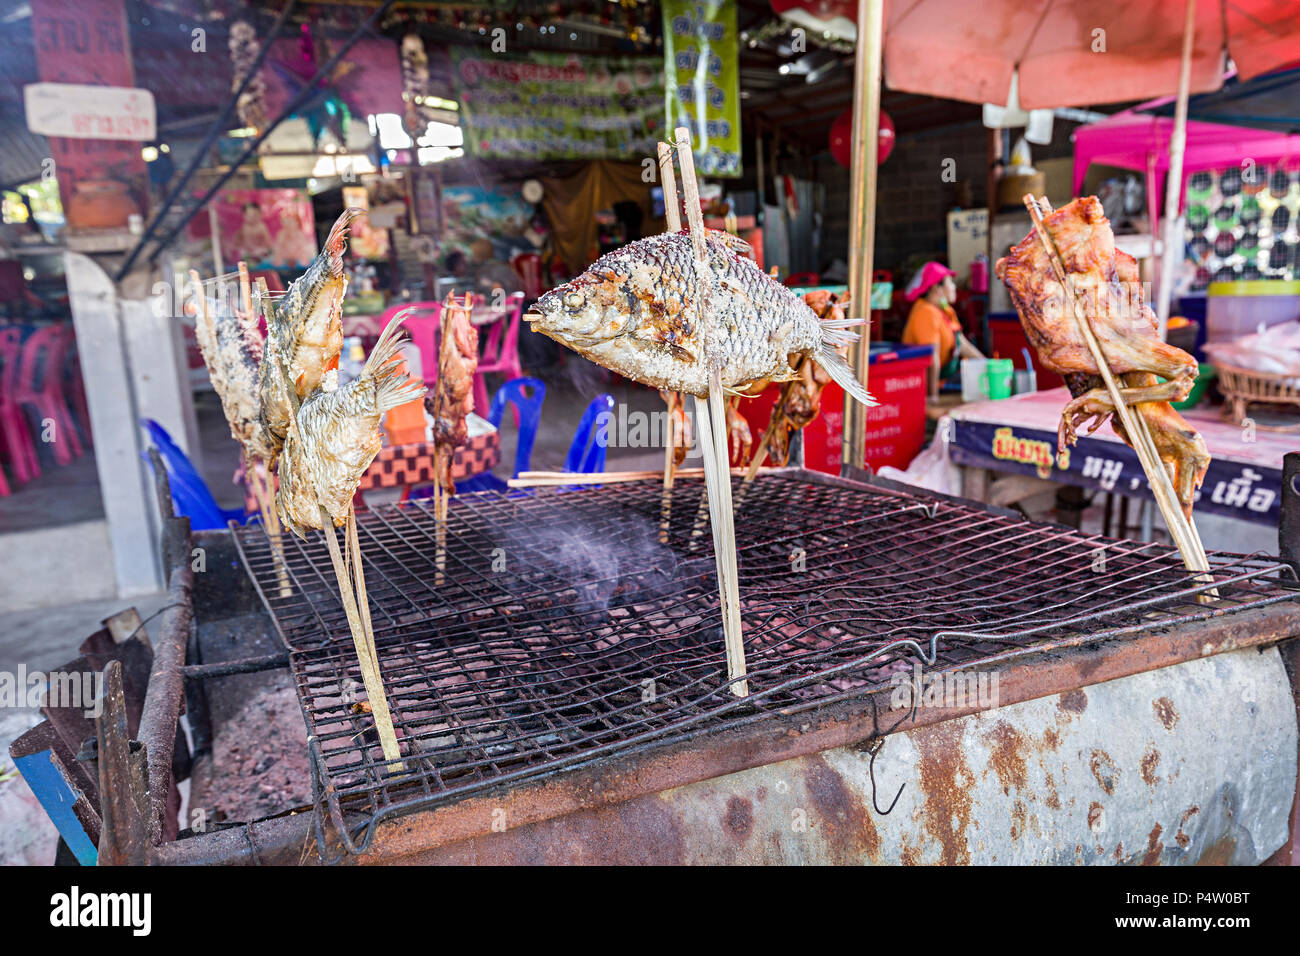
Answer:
(23, 83, 156, 141)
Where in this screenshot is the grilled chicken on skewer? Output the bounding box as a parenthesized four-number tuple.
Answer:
(725, 396, 752, 466)
(426, 293, 478, 495)
(996, 197, 1209, 518)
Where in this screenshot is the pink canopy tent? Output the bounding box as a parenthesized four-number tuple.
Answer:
(1072, 103, 1300, 220)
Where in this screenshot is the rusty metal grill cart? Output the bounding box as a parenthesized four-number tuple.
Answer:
(221, 469, 1300, 862)
(27, 467, 1300, 865)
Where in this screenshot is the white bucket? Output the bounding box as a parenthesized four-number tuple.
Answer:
(961, 358, 990, 402)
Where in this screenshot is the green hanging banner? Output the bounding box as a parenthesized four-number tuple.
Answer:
(662, 0, 742, 178)
(450, 49, 664, 161)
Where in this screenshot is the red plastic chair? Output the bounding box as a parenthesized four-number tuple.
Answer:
(0, 327, 40, 483)
(378, 301, 443, 386)
(511, 252, 543, 300)
(474, 292, 525, 417)
(783, 271, 821, 287)
(15, 324, 84, 465)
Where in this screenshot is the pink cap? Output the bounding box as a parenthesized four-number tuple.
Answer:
(905, 261, 956, 302)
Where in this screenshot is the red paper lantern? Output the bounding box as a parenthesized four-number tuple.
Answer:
(770, 0, 857, 21)
(829, 107, 894, 168)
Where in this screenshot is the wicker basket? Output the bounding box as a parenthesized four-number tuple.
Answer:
(1216, 363, 1300, 431)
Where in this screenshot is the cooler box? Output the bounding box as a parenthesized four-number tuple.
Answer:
(739, 345, 932, 475)
(1206, 280, 1300, 343)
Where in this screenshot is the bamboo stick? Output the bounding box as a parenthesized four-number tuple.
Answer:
(1022, 195, 1212, 588)
(509, 466, 759, 488)
(842, 0, 885, 471)
(322, 505, 402, 770)
(658, 141, 684, 542)
(270, 311, 403, 767)
(659, 390, 678, 543)
(658, 140, 682, 233)
(1155, 0, 1198, 337)
(676, 125, 749, 697)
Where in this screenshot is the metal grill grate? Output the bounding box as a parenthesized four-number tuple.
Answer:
(231, 471, 1300, 855)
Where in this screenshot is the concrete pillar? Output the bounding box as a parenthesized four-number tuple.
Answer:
(65, 252, 193, 598)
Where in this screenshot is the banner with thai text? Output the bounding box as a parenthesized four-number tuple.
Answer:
(662, 0, 742, 177)
(450, 50, 663, 161)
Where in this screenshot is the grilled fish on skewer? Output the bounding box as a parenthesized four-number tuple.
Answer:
(996, 197, 1209, 518)
(277, 319, 427, 537)
(528, 229, 876, 407)
(427, 293, 478, 495)
(190, 267, 277, 465)
(259, 208, 359, 448)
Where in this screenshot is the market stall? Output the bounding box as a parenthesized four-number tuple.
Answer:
(6, 0, 1300, 881)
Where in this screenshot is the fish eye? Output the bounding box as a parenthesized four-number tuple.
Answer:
(564, 291, 584, 309)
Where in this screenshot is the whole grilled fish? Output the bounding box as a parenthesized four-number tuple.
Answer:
(190, 267, 276, 464)
(528, 230, 875, 405)
(259, 208, 359, 449)
(277, 319, 426, 537)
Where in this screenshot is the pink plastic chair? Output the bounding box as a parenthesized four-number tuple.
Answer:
(377, 301, 443, 386)
(66, 346, 92, 449)
(474, 292, 525, 416)
(511, 252, 543, 300)
(15, 324, 84, 465)
(0, 327, 39, 483)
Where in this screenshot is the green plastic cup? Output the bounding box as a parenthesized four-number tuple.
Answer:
(981, 359, 1014, 399)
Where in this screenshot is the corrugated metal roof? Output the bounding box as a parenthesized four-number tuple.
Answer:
(0, 109, 50, 189)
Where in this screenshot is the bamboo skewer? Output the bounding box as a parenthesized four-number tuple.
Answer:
(675, 125, 749, 697)
(1022, 195, 1214, 593)
(659, 390, 679, 543)
(658, 141, 685, 543)
(269, 307, 403, 768)
(508, 466, 761, 488)
(321, 504, 402, 770)
(245, 276, 292, 597)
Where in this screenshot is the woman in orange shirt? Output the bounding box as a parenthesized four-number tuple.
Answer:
(901, 261, 984, 396)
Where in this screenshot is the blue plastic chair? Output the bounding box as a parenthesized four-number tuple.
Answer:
(564, 394, 614, 474)
(140, 418, 246, 530)
(450, 377, 547, 494)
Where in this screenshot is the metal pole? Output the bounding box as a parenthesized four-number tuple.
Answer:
(115, 0, 297, 281)
(842, 0, 884, 471)
(1155, 0, 1196, 339)
(139, 0, 396, 270)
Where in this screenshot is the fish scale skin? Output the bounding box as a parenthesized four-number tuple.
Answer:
(531, 231, 819, 397)
(258, 210, 355, 444)
(276, 321, 425, 537)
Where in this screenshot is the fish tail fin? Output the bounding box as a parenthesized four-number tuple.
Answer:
(363, 314, 411, 376)
(324, 208, 362, 274)
(819, 315, 867, 350)
(816, 341, 877, 408)
(366, 315, 427, 411)
(375, 371, 427, 414)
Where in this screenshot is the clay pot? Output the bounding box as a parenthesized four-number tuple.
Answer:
(66, 179, 139, 230)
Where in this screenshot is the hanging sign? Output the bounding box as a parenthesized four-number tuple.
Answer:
(24, 83, 155, 141)
(29, 0, 149, 230)
(450, 50, 663, 161)
(662, 0, 742, 177)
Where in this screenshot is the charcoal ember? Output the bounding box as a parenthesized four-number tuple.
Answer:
(208, 682, 312, 822)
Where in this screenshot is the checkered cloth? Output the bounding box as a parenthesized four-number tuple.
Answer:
(359, 430, 500, 490)
(242, 429, 501, 512)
